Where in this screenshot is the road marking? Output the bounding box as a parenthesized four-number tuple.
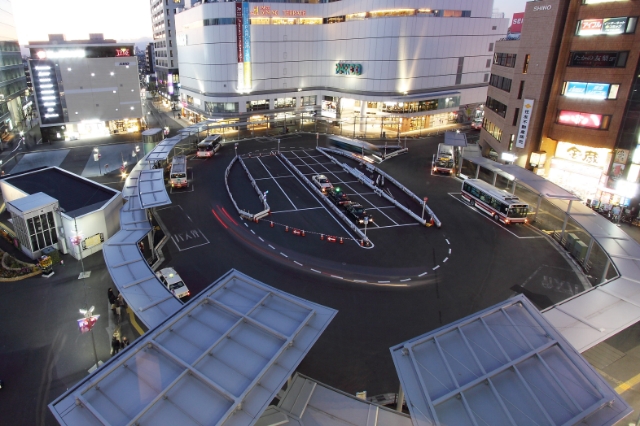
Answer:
(311, 269, 321, 273)
(271, 207, 324, 214)
(615, 372, 640, 394)
(280, 252, 288, 258)
(127, 307, 144, 335)
(257, 157, 298, 210)
(259, 237, 264, 242)
(294, 261, 303, 266)
(378, 280, 390, 283)
(443, 257, 448, 263)
(418, 272, 428, 277)
(268, 244, 275, 249)
(244, 223, 248, 227)
(449, 248, 452, 254)
(354, 280, 368, 283)
(433, 265, 440, 270)
(363, 223, 420, 230)
(400, 278, 411, 282)
(331, 275, 343, 279)
(446, 239, 450, 244)
(251, 230, 255, 234)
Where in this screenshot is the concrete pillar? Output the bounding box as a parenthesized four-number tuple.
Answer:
(396, 384, 405, 412)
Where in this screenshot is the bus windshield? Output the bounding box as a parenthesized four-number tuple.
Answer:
(198, 144, 213, 151)
(436, 158, 454, 168)
(508, 206, 529, 218)
(171, 173, 186, 179)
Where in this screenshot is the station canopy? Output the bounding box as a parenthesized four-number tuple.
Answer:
(49, 269, 337, 426)
(391, 295, 631, 426)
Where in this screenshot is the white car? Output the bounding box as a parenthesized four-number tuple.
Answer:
(312, 174, 333, 193)
(471, 118, 483, 130)
(156, 267, 190, 300)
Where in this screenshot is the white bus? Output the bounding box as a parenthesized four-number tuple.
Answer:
(196, 134, 222, 158)
(169, 155, 188, 188)
(328, 135, 382, 163)
(461, 179, 529, 224)
(433, 143, 455, 174)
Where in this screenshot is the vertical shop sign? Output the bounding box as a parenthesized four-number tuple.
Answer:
(515, 99, 534, 149)
(242, 2, 252, 90)
(236, 3, 244, 89)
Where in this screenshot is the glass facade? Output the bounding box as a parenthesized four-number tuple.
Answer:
(0, 19, 28, 138)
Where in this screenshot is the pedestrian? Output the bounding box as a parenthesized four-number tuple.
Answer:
(139, 241, 145, 252)
(612, 205, 621, 224)
(108, 288, 117, 316)
(111, 335, 120, 355)
(121, 336, 130, 349)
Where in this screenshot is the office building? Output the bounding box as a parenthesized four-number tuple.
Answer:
(27, 34, 143, 142)
(0, 0, 28, 145)
(174, 0, 508, 132)
(150, 0, 183, 105)
(481, 0, 640, 205)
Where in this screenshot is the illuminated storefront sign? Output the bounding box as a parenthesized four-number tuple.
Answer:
(251, 6, 306, 16)
(558, 110, 608, 129)
(32, 60, 64, 125)
(511, 12, 524, 33)
(515, 99, 534, 149)
(577, 17, 631, 35)
(564, 82, 612, 99)
(36, 49, 86, 59)
(335, 63, 363, 76)
(555, 141, 611, 169)
(116, 48, 130, 57)
(31, 46, 134, 60)
(236, 2, 252, 91)
(569, 51, 625, 67)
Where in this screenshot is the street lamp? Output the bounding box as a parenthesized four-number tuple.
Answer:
(93, 148, 102, 175)
(277, 139, 280, 154)
(234, 142, 238, 157)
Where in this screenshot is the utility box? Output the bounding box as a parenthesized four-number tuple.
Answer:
(573, 240, 588, 262)
(566, 233, 579, 252)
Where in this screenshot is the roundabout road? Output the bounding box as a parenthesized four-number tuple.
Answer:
(155, 133, 589, 397)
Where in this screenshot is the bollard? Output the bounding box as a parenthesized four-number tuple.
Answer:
(339, 237, 344, 244)
(301, 230, 305, 237)
(255, 217, 259, 224)
(361, 240, 365, 247)
(320, 234, 324, 240)
(270, 221, 274, 228)
(285, 226, 289, 232)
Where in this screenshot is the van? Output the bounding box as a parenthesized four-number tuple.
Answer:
(169, 155, 188, 188)
(196, 134, 222, 158)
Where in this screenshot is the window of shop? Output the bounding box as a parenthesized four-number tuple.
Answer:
(247, 99, 269, 112)
(323, 16, 345, 24)
(25, 213, 58, 252)
(250, 18, 270, 25)
(203, 18, 236, 26)
(489, 74, 512, 92)
(205, 102, 238, 114)
(299, 18, 322, 24)
(576, 17, 637, 36)
(493, 53, 517, 68)
(274, 97, 296, 109)
(561, 81, 620, 100)
(568, 51, 628, 68)
(557, 110, 611, 129)
(483, 118, 502, 142)
(301, 96, 316, 106)
(486, 96, 508, 118)
(186, 95, 194, 105)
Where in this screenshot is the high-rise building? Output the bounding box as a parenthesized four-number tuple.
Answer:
(150, 0, 183, 105)
(0, 0, 29, 146)
(481, 0, 640, 207)
(174, 0, 508, 130)
(145, 42, 155, 75)
(27, 34, 143, 142)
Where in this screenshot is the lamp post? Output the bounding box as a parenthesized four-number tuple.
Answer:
(316, 132, 319, 148)
(277, 139, 280, 154)
(234, 143, 238, 157)
(93, 148, 102, 175)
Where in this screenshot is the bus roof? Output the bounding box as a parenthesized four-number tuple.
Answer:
(199, 134, 222, 145)
(464, 179, 528, 206)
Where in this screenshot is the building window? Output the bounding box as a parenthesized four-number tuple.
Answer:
(561, 81, 620, 99)
(205, 102, 238, 114)
(522, 54, 530, 74)
(489, 74, 512, 92)
(493, 52, 517, 68)
(246, 99, 269, 111)
(488, 43, 494, 52)
(486, 96, 508, 118)
(512, 108, 520, 126)
(509, 134, 515, 151)
(301, 95, 317, 106)
(26, 213, 58, 252)
(274, 97, 297, 109)
(492, 26, 497, 30)
(557, 110, 611, 129)
(483, 74, 489, 83)
(483, 118, 503, 142)
(517, 81, 525, 99)
(486, 59, 491, 68)
(568, 51, 628, 67)
(576, 17, 637, 36)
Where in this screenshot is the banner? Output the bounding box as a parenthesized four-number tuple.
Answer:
(236, 2, 251, 91)
(515, 99, 534, 149)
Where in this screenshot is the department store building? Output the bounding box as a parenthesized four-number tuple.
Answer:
(175, 0, 507, 134)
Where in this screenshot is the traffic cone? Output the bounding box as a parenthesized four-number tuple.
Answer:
(339, 237, 344, 244)
(301, 230, 305, 237)
(320, 234, 324, 240)
(285, 226, 289, 232)
(361, 240, 365, 246)
(270, 221, 274, 228)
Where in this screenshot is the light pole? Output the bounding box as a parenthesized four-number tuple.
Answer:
(364, 216, 369, 239)
(277, 139, 280, 154)
(234, 143, 238, 157)
(93, 148, 102, 175)
(316, 132, 319, 148)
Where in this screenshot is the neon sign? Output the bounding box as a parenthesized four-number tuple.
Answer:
(251, 6, 306, 17)
(558, 110, 603, 129)
(116, 48, 130, 57)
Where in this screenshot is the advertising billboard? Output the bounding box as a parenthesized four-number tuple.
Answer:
(565, 82, 611, 99)
(511, 12, 525, 33)
(558, 111, 604, 129)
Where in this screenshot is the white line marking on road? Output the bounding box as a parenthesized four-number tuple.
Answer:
(271, 207, 324, 214)
(354, 280, 368, 283)
(363, 223, 420, 230)
(268, 244, 275, 249)
(244, 223, 248, 227)
(446, 239, 450, 244)
(257, 156, 298, 210)
(294, 261, 303, 266)
(251, 230, 255, 234)
(443, 257, 448, 262)
(331, 275, 343, 279)
(400, 278, 411, 282)
(311, 269, 321, 273)
(378, 280, 390, 283)
(449, 248, 452, 254)
(259, 237, 264, 242)
(280, 252, 288, 258)
(418, 272, 428, 277)
(433, 265, 440, 270)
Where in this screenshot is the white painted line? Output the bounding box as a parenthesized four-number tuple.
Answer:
(449, 248, 452, 254)
(257, 156, 298, 210)
(244, 223, 249, 227)
(363, 223, 420, 230)
(268, 244, 275, 249)
(418, 272, 428, 277)
(446, 239, 450, 244)
(400, 278, 411, 282)
(331, 275, 343, 279)
(378, 280, 390, 283)
(443, 257, 448, 263)
(294, 261, 303, 266)
(250, 230, 255, 234)
(433, 265, 440, 270)
(259, 237, 264, 242)
(271, 207, 323, 214)
(353, 280, 368, 283)
(311, 269, 321, 273)
(280, 252, 288, 258)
